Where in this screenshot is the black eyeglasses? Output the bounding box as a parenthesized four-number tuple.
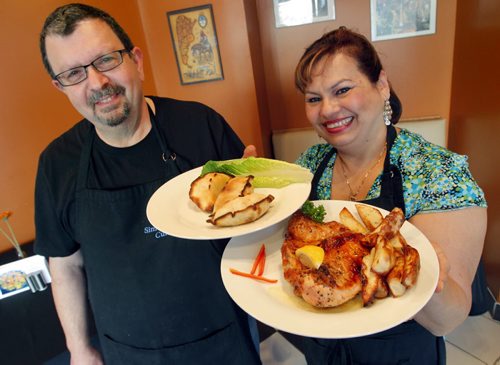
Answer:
(54, 49, 130, 86)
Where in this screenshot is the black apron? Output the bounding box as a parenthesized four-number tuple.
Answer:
(74, 106, 260, 364)
(284, 125, 445, 365)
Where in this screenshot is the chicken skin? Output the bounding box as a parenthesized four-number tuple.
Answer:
(282, 212, 369, 308)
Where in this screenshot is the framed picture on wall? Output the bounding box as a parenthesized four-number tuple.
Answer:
(370, 0, 437, 41)
(167, 4, 224, 85)
(273, 0, 335, 28)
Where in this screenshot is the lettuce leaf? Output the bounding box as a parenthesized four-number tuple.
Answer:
(201, 157, 313, 188)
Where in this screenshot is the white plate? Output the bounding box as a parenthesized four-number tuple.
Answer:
(221, 200, 439, 338)
(146, 167, 311, 240)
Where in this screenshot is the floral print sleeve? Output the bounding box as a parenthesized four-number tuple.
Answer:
(395, 129, 487, 218)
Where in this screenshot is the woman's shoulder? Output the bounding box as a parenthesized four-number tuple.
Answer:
(394, 128, 467, 171)
(394, 128, 486, 214)
(295, 143, 333, 169)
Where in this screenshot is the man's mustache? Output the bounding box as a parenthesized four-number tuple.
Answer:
(88, 85, 125, 106)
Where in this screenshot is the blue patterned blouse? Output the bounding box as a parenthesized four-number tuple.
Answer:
(296, 128, 487, 219)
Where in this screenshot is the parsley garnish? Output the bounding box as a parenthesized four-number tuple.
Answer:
(301, 201, 326, 223)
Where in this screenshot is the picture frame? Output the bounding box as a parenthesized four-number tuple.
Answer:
(370, 0, 437, 41)
(167, 5, 224, 85)
(273, 0, 335, 28)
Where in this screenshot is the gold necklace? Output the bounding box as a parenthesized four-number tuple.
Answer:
(337, 143, 387, 201)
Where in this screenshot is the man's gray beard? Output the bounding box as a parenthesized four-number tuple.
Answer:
(88, 85, 129, 127)
(95, 102, 131, 127)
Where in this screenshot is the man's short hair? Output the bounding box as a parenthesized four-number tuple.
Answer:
(40, 3, 134, 78)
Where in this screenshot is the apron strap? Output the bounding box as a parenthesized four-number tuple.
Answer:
(309, 126, 397, 200)
(147, 100, 192, 174)
(76, 125, 96, 192)
(147, 102, 176, 163)
(308, 125, 405, 216)
(361, 125, 406, 215)
(381, 125, 397, 171)
(309, 146, 335, 200)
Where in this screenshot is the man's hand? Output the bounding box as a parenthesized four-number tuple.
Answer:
(70, 346, 104, 365)
(242, 145, 257, 158)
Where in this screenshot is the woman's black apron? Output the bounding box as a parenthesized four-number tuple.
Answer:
(73, 106, 260, 364)
(285, 125, 445, 365)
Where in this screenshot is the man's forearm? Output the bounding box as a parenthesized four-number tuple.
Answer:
(49, 251, 94, 354)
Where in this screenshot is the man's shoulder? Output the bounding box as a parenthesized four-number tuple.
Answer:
(150, 95, 209, 108)
(40, 119, 91, 168)
(149, 96, 218, 119)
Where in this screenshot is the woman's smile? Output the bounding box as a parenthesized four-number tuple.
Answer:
(323, 116, 353, 133)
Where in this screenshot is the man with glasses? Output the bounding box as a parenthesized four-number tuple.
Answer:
(35, 3, 260, 364)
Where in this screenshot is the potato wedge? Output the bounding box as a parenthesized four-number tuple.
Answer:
(388, 233, 406, 250)
(387, 250, 406, 297)
(403, 245, 420, 287)
(375, 278, 389, 299)
(209, 193, 274, 226)
(371, 236, 395, 275)
(339, 207, 368, 234)
(189, 172, 232, 212)
(356, 204, 383, 231)
(367, 207, 405, 244)
(213, 176, 254, 213)
(361, 247, 379, 305)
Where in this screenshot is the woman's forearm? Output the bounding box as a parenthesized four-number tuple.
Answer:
(414, 274, 470, 336)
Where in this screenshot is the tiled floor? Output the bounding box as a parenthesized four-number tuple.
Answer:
(260, 312, 500, 365)
(445, 312, 500, 365)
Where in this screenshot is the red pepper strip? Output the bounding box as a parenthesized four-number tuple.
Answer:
(250, 244, 266, 275)
(229, 268, 277, 283)
(257, 245, 266, 276)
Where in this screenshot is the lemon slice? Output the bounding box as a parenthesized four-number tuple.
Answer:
(295, 245, 324, 269)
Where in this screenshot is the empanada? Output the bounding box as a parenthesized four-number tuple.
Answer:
(189, 172, 232, 212)
(212, 176, 254, 213)
(208, 193, 274, 226)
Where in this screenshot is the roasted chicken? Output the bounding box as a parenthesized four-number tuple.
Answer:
(281, 206, 420, 308)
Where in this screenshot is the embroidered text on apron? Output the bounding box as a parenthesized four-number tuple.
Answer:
(73, 104, 260, 364)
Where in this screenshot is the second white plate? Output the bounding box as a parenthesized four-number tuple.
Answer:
(146, 166, 311, 240)
(221, 200, 439, 338)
